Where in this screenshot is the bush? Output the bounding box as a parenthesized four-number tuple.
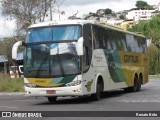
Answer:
(0, 74, 24, 92)
(148, 45, 160, 75)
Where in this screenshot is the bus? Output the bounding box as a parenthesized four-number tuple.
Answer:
(9, 65, 24, 78)
(12, 20, 148, 102)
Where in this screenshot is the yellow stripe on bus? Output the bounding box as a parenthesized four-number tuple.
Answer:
(27, 78, 63, 87)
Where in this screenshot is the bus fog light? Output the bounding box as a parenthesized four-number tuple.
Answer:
(25, 83, 36, 88)
(66, 81, 81, 86)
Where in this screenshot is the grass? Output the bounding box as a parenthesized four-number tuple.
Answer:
(0, 74, 24, 92)
(149, 74, 160, 79)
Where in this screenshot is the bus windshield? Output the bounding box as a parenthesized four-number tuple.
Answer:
(24, 42, 81, 78)
(26, 25, 81, 43)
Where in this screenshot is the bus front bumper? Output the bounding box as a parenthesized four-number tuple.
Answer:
(25, 85, 84, 97)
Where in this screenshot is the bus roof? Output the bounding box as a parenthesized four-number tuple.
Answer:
(29, 20, 146, 39)
(29, 20, 96, 29)
(96, 23, 146, 38)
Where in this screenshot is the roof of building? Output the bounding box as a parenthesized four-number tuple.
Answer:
(0, 55, 8, 63)
(129, 8, 155, 11)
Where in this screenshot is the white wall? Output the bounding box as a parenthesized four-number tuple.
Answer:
(126, 9, 155, 21)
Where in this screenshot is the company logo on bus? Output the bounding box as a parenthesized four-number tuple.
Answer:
(35, 80, 46, 83)
(124, 55, 139, 63)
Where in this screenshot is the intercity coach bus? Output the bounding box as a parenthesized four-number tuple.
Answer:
(12, 20, 148, 102)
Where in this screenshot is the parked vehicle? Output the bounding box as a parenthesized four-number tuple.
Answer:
(9, 65, 24, 78)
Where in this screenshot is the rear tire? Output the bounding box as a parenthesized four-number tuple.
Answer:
(48, 97, 57, 103)
(124, 75, 140, 92)
(137, 77, 141, 91)
(131, 77, 138, 92)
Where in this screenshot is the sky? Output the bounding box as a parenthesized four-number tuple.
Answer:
(61, 0, 160, 18)
(0, 0, 160, 38)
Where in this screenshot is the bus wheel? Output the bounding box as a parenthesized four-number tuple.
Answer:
(130, 75, 139, 92)
(48, 97, 57, 103)
(124, 75, 139, 92)
(137, 77, 142, 92)
(91, 81, 102, 101)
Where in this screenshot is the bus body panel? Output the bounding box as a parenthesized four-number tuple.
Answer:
(91, 49, 128, 91)
(25, 85, 83, 97)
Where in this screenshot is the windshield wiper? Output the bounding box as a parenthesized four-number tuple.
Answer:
(35, 57, 48, 77)
(56, 54, 65, 77)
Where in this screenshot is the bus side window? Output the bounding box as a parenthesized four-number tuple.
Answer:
(83, 46, 89, 72)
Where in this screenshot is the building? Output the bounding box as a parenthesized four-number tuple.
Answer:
(119, 20, 134, 30)
(0, 55, 8, 73)
(96, 9, 105, 16)
(126, 8, 156, 21)
(0, 53, 23, 74)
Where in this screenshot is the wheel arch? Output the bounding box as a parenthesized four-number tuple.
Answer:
(94, 74, 104, 93)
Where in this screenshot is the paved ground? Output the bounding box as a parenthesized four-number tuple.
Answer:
(0, 79, 160, 120)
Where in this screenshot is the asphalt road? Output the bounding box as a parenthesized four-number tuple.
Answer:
(0, 79, 160, 120)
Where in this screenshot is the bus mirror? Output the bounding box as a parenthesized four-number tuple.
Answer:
(12, 41, 23, 60)
(76, 37, 84, 55)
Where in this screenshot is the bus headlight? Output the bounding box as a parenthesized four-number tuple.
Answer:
(65, 80, 81, 86)
(25, 83, 37, 88)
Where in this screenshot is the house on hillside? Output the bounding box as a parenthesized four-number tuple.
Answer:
(126, 8, 156, 21)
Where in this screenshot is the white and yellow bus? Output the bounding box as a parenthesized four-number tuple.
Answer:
(12, 20, 148, 102)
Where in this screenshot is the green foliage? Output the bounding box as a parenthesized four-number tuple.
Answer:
(128, 14, 160, 46)
(135, 0, 153, 9)
(89, 12, 98, 17)
(136, 1, 147, 8)
(0, 36, 25, 66)
(0, 74, 24, 92)
(1, 0, 57, 30)
(119, 15, 125, 20)
(128, 14, 160, 74)
(104, 8, 112, 15)
(148, 46, 160, 75)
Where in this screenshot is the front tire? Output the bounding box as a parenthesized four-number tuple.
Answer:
(91, 81, 103, 101)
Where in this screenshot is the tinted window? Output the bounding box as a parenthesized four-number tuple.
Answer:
(27, 25, 81, 43)
(92, 25, 146, 53)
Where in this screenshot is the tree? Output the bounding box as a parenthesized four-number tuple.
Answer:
(0, 37, 25, 74)
(128, 14, 160, 74)
(1, 0, 56, 31)
(128, 14, 160, 46)
(119, 15, 125, 20)
(104, 8, 112, 15)
(54, 0, 65, 20)
(135, 0, 153, 9)
(136, 1, 148, 8)
(89, 12, 98, 17)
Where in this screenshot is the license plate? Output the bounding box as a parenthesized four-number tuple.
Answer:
(46, 90, 56, 94)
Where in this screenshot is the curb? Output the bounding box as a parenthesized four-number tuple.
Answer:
(0, 92, 25, 95)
